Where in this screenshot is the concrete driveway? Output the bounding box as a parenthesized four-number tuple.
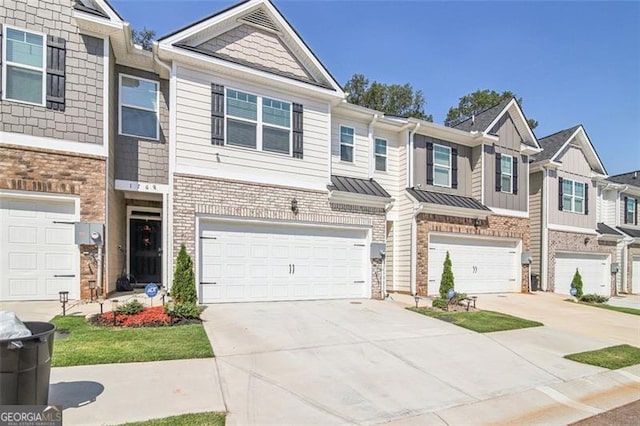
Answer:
(201, 299, 640, 425)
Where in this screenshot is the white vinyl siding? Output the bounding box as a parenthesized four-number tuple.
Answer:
(3, 26, 46, 105)
(119, 74, 159, 140)
(174, 67, 329, 189)
(433, 144, 451, 187)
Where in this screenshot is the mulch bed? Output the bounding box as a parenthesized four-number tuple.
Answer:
(91, 306, 201, 327)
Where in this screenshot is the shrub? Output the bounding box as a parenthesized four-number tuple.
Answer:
(431, 298, 448, 310)
(165, 302, 202, 320)
(580, 294, 609, 304)
(439, 251, 455, 299)
(452, 292, 468, 303)
(115, 299, 145, 315)
(571, 268, 584, 298)
(172, 244, 197, 304)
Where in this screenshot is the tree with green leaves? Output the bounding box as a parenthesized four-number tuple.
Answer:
(571, 268, 584, 298)
(344, 73, 433, 121)
(444, 89, 538, 129)
(132, 27, 155, 51)
(439, 251, 455, 299)
(172, 244, 197, 304)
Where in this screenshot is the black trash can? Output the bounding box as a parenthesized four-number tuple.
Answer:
(0, 321, 56, 405)
(531, 274, 540, 292)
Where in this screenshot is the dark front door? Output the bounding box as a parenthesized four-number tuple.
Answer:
(130, 219, 162, 285)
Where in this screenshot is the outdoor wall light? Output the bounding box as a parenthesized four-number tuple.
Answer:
(291, 198, 299, 214)
(584, 237, 590, 245)
(473, 218, 482, 228)
(59, 291, 69, 316)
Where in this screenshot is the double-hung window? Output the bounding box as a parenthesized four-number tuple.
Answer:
(225, 89, 291, 154)
(375, 138, 387, 171)
(626, 197, 636, 224)
(4, 26, 46, 105)
(562, 179, 585, 213)
(433, 144, 451, 187)
(119, 75, 159, 140)
(340, 125, 355, 162)
(500, 154, 513, 193)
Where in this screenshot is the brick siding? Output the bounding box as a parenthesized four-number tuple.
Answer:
(173, 174, 386, 299)
(0, 145, 106, 299)
(415, 214, 531, 296)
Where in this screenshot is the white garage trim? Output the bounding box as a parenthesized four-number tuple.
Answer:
(632, 256, 640, 294)
(0, 191, 81, 301)
(427, 233, 522, 295)
(195, 216, 372, 303)
(554, 251, 611, 296)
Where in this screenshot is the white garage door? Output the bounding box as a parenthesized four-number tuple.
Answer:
(428, 234, 520, 296)
(632, 256, 640, 294)
(199, 220, 369, 303)
(554, 253, 610, 296)
(0, 196, 79, 301)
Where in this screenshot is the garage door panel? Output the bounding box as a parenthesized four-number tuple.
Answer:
(633, 257, 640, 293)
(555, 253, 609, 296)
(9, 253, 38, 270)
(9, 279, 38, 296)
(200, 221, 368, 302)
(10, 226, 37, 243)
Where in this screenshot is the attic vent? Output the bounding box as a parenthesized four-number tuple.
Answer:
(240, 9, 279, 32)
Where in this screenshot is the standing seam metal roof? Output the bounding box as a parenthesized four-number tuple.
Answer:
(328, 175, 391, 198)
(406, 188, 490, 211)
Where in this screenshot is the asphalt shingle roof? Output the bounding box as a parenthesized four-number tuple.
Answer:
(597, 223, 622, 236)
(608, 171, 640, 188)
(534, 125, 581, 162)
(328, 175, 391, 198)
(407, 188, 490, 211)
(618, 227, 640, 238)
(452, 99, 511, 132)
(73, 0, 110, 18)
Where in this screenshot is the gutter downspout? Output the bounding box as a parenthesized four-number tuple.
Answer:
(368, 114, 379, 179)
(410, 203, 424, 296)
(541, 167, 549, 291)
(408, 123, 420, 188)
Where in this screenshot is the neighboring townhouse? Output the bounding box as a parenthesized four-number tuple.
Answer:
(387, 98, 541, 297)
(599, 171, 640, 294)
(529, 125, 620, 296)
(154, 0, 399, 302)
(0, 0, 114, 301)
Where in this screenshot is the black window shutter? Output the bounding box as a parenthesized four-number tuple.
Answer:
(584, 182, 589, 215)
(624, 196, 628, 224)
(426, 142, 434, 185)
(0, 26, 3, 100)
(558, 177, 564, 211)
(451, 148, 458, 189)
(635, 199, 638, 225)
(495, 153, 502, 192)
(292, 103, 303, 159)
(512, 156, 518, 195)
(211, 84, 224, 146)
(46, 36, 66, 111)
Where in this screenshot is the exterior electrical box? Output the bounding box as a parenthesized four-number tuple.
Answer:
(521, 252, 533, 264)
(75, 222, 105, 246)
(370, 243, 386, 259)
(611, 263, 620, 274)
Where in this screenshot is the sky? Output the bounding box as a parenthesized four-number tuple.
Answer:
(111, 0, 640, 175)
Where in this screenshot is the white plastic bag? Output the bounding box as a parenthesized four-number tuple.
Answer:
(0, 311, 32, 340)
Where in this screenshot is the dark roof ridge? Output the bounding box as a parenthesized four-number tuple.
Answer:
(452, 97, 513, 129)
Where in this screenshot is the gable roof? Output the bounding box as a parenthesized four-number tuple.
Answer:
(157, 0, 342, 94)
(73, 0, 123, 21)
(608, 171, 640, 188)
(534, 125, 606, 174)
(452, 98, 539, 149)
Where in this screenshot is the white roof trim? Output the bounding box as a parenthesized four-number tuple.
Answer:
(93, 0, 123, 23)
(157, 0, 343, 96)
(328, 190, 392, 209)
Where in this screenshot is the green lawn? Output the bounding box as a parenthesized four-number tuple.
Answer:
(120, 412, 225, 426)
(407, 307, 543, 333)
(580, 303, 640, 316)
(51, 315, 214, 367)
(565, 345, 640, 369)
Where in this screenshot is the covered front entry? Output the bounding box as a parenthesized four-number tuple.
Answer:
(127, 207, 163, 287)
(554, 252, 610, 296)
(0, 194, 79, 301)
(199, 219, 369, 303)
(427, 234, 521, 295)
